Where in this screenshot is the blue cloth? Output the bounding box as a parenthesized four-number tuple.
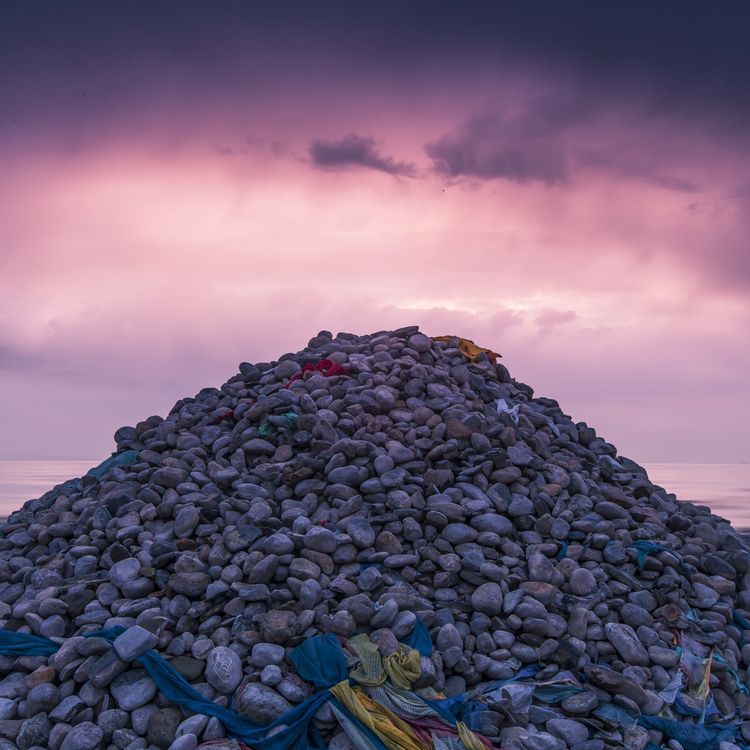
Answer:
(289, 633, 348, 689)
(639, 715, 740, 750)
(328, 696, 390, 750)
(86, 450, 139, 480)
(711, 652, 749, 696)
(474, 663, 542, 697)
(402, 617, 433, 657)
(0, 627, 341, 750)
(734, 610, 750, 631)
(557, 541, 568, 560)
(533, 684, 583, 704)
(427, 695, 487, 730)
(0, 629, 60, 657)
(734, 609, 750, 648)
(0, 624, 453, 750)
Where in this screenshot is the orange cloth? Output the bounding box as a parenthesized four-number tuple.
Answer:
(432, 336, 501, 363)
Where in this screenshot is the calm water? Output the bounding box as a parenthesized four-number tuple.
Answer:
(641, 463, 750, 527)
(0, 460, 748, 526)
(0, 460, 96, 519)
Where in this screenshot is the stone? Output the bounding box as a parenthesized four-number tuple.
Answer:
(471, 583, 504, 615)
(148, 708, 183, 749)
(59, 722, 104, 750)
(110, 670, 158, 711)
(205, 647, 243, 693)
(569, 568, 598, 596)
(17, 713, 51, 749)
(113, 625, 160, 662)
(174, 506, 200, 538)
(250, 643, 285, 667)
(304, 526, 337, 553)
(109, 558, 141, 588)
(604, 623, 650, 667)
(546, 718, 589, 746)
(169, 571, 211, 596)
(49, 695, 85, 722)
(234, 683, 292, 724)
(260, 665, 284, 687)
(24, 683, 59, 715)
(347, 517, 376, 548)
(167, 735, 198, 750)
(442, 523, 478, 544)
(259, 610, 298, 644)
(561, 692, 599, 716)
(96, 708, 129, 736)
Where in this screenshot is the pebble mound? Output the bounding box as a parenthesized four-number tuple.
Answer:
(1, 325, 750, 750)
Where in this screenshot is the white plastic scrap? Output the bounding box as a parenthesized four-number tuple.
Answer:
(496, 398, 520, 424)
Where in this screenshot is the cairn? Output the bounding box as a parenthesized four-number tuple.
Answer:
(1, 326, 748, 750)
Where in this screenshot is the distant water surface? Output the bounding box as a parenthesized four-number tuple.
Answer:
(0, 460, 96, 518)
(641, 463, 750, 527)
(0, 460, 748, 526)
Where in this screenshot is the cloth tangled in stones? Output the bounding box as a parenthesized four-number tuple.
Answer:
(431, 336, 501, 365)
(0, 624, 495, 750)
(283, 359, 350, 389)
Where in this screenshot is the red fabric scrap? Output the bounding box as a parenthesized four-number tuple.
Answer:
(209, 409, 236, 425)
(284, 359, 349, 388)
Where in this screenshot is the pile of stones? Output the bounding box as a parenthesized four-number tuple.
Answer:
(1, 325, 749, 750)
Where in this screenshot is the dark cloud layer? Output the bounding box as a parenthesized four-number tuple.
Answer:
(309, 135, 416, 176)
(425, 113, 569, 185)
(576, 150, 701, 193)
(2, 1, 750, 135)
(424, 104, 709, 191)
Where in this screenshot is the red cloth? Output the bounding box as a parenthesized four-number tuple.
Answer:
(284, 359, 349, 388)
(401, 716, 496, 750)
(209, 409, 236, 425)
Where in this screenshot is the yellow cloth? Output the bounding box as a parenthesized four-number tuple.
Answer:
(432, 336, 501, 363)
(348, 634, 387, 686)
(457, 721, 491, 750)
(348, 636, 421, 691)
(384, 647, 422, 691)
(330, 681, 425, 750)
(333, 631, 492, 750)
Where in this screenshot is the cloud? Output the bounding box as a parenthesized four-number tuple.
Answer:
(576, 149, 701, 193)
(425, 98, 716, 194)
(215, 137, 291, 159)
(534, 308, 577, 334)
(308, 134, 417, 176)
(425, 112, 569, 185)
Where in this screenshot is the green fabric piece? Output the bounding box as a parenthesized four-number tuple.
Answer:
(86, 450, 139, 480)
(629, 540, 674, 570)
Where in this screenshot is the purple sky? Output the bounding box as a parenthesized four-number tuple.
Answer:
(1, 2, 749, 462)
